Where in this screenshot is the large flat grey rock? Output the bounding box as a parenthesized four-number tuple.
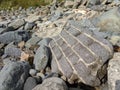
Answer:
(0, 30, 30, 44)
(49, 20, 113, 86)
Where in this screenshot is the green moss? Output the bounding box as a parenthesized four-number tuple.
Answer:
(0, 0, 48, 9)
(0, 0, 64, 10)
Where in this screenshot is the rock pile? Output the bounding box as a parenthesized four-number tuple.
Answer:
(0, 0, 120, 90)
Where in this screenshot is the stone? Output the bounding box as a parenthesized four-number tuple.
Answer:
(50, 10, 63, 21)
(43, 72, 59, 80)
(0, 28, 6, 34)
(24, 22, 35, 30)
(24, 77, 37, 90)
(94, 7, 120, 32)
(3, 58, 14, 65)
(64, 0, 74, 8)
(18, 41, 25, 48)
(108, 52, 120, 90)
(88, 0, 100, 5)
(33, 45, 50, 71)
(32, 77, 68, 90)
(25, 36, 42, 48)
(38, 38, 52, 46)
(4, 42, 22, 58)
(8, 19, 25, 30)
(29, 69, 37, 76)
(25, 14, 41, 23)
(110, 35, 120, 45)
(0, 30, 30, 44)
(0, 61, 30, 90)
(49, 20, 113, 86)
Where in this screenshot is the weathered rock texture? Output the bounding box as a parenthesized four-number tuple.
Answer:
(49, 20, 113, 86)
(108, 52, 120, 90)
(33, 45, 50, 71)
(0, 61, 30, 90)
(32, 77, 68, 90)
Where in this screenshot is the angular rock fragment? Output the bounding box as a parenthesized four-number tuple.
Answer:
(49, 20, 113, 86)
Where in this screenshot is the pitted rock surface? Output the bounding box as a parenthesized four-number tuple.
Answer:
(49, 20, 113, 86)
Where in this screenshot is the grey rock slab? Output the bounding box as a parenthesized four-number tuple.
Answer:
(24, 22, 35, 30)
(0, 61, 30, 90)
(108, 52, 120, 90)
(49, 20, 113, 86)
(94, 7, 120, 32)
(25, 36, 42, 48)
(4, 42, 22, 58)
(8, 19, 25, 30)
(24, 77, 37, 90)
(32, 77, 68, 90)
(38, 38, 52, 46)
(0, 30, 30, 44)
(33, 45, 50, 71)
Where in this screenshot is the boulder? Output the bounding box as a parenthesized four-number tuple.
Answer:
(8, 19, 25, 30)
(33, 45, 50, 71)
(0, 61, 30, 90)
(0, 30, 30, 44)
(4, 42, 22, 58)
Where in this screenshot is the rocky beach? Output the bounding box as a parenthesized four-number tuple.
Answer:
(0, 0, 120, 90)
